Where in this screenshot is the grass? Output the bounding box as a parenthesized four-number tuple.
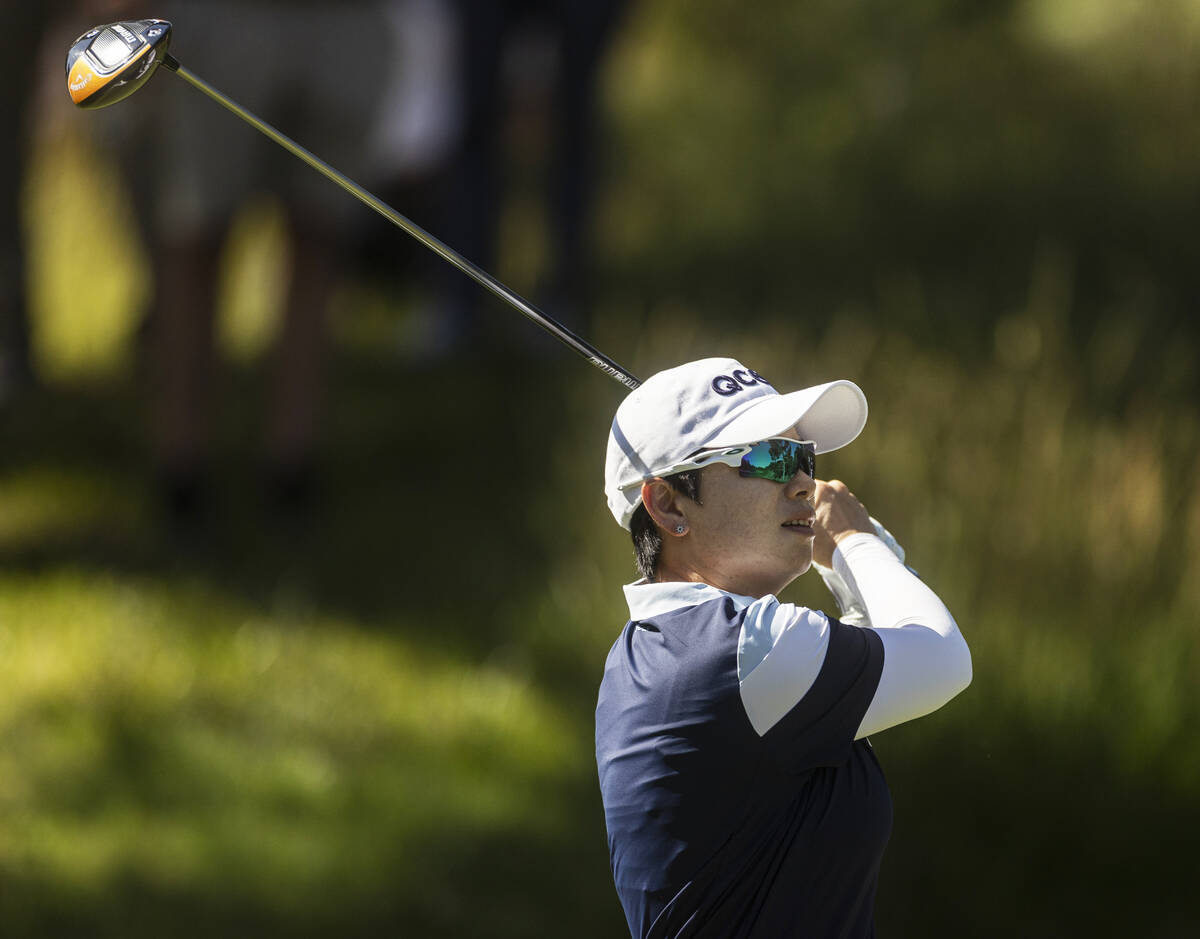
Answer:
(0, 571, 591, 935)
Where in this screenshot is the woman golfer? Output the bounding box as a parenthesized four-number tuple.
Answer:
(596, 357, 971, 938)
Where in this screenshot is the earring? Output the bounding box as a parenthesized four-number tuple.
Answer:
(674, 525, 686, 534)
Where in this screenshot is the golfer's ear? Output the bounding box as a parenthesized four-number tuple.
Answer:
(642, 479, 689, 537)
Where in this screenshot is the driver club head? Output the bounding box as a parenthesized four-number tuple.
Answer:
(66, 19, 173, 109)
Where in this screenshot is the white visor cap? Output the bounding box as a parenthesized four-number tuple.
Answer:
(605, 357, 868, 530)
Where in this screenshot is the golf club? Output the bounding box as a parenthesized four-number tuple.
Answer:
(66, 18, 641, 389)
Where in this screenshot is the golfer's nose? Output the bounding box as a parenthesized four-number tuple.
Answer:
(786, 469, 814, 500)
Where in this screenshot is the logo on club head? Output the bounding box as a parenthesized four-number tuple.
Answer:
(69, 69, 94, 92)
(711, 369, 771, 397)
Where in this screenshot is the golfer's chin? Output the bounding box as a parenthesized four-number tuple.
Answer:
(746, 552, 814, 598)
(789, 536, 815, 575)
(786, 544, 817, 587)
(787, 556, 814, 589)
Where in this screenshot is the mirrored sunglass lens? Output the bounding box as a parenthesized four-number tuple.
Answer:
(739, 440, 814, 481)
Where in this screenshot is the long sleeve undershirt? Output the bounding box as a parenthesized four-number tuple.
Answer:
(831, 532, 971, 738)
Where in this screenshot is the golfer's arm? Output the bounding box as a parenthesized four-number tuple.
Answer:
(832, 534, 972, 739)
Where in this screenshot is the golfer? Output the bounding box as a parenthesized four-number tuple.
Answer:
(597, 357, 971, 938)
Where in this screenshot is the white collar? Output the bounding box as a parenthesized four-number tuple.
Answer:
(623, 579, 758, 621)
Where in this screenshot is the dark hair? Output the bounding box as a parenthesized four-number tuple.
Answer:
(630, 470, 702, 581)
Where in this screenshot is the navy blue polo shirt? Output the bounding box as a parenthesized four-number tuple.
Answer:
(595, 588, 890, 938)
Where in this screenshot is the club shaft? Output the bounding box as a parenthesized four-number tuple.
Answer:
(159, 54, 640, 390)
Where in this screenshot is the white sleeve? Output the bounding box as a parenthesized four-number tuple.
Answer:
(736, 596, 832, 736)
(832, 533, 972, 739)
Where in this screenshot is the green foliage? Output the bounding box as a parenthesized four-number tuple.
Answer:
(603, 0, 1200, 389)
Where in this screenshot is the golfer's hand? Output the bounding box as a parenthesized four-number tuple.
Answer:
(812, 480, 874, 568)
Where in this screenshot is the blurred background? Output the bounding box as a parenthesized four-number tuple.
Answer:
(3, 0, 1199, 935)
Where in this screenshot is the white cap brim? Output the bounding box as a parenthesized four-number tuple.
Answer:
(706, 379, 868, 454)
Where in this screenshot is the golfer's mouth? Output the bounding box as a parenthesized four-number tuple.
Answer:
(782, 516, 815, 534)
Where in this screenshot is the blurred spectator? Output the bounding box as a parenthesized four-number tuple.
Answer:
(349, 0, 462, 335)
(421, 0, 631, 354)
(367, 0, 462, 185)
(140, 0, 392, 525)
(3, 0, 146, 402)
(0, 6, 50, 400)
